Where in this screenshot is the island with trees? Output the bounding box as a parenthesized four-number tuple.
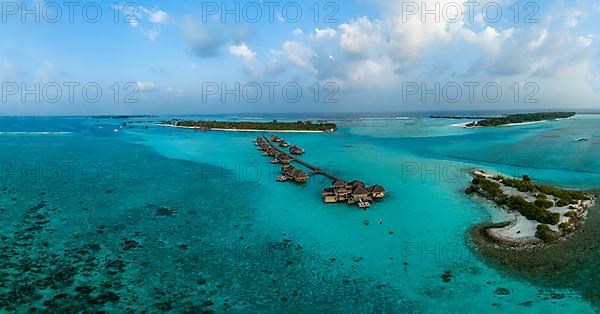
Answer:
(465, 112, 575, 127)
(466, 170, 594, 246)
(159, 120, 337, 133)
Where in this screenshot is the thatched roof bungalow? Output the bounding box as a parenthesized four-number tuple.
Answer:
(289, 145, 304, 155)
(369, 185, 386, 198)
(351, 185, 372, 202)
(349, 180, 365, 188)
(282, 166, 309, 183)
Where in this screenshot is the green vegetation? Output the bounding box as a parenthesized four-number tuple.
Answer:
(468, 175, 571, 225)
(166, 120, 337, 132)
(535, 198, 554, 209)
(536, 224, 559, 242)
(558, 222, 574, 233)
(467, 176, 507, 204)
(496, 174, 588, 202)
(508, 195, 560, 225)
(466, 112, 575, 127)
(564, 210, 577, 217)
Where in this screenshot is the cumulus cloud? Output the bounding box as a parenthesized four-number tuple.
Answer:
(292, 28, 304, 37)
(282, 41, 316, 73)
(338, 17, 382, 58)
(233, 0, 600, 106)
(229, 43, 256, 61)
(313, 28, 337, 39)
(528, 29, 548, 50)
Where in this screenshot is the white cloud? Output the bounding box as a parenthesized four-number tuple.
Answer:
(229, 43, 257, 61)
(346, 59, 396, 88)
(564, 10, 584, 28)
(338, 17, 382, 57)
(241, 0, 600, 105)
(113, 5, 168, 40)
(313, 28, 337, 39)
(461, 26, 514, 54)
(577, 35, 594, 48)
(148, 10, 168, 24)
(528, 29, 548, 50)
(282, 41, 316, 73)
(136, 81, 157, 91)
(292, 28, 304, 37)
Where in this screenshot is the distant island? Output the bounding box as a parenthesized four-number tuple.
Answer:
(430, 115, 498, 119)
(159, 120, 337, 132)
(465, 112, 575, 127)
(466, 170, 594, 246)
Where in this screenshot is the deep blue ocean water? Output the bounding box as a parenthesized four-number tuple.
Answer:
(0, 114, 599, 312)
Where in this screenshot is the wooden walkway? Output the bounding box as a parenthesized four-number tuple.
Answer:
(262, 134, 343, 182)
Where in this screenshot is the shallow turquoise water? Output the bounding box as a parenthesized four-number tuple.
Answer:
(0, 115, 598, 312)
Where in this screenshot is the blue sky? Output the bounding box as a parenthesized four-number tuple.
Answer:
(1, 0, 599, 115)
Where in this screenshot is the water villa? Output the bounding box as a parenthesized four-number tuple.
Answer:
(280, 165, 309, 183)
(255, 135, 386, 208)
(322, 180, 385, 209)
(270, 135, 282, 142)
(289, 145, 304, 155)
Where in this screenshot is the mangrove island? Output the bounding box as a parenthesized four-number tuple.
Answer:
(466, 170, 594, 246)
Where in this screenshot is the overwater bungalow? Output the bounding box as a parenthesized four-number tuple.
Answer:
(332, 180, 351, 193)
(289, 145, 304, 155)
(349, 180, 366, 189)
(281, 166, 309, 183)
(351, 185, 372, 202)
(321, 179, 384, 208)
(369, 185, 386, 198)
(254, 137, 385, 207)
(322, 188, 338, 203)
(270, 135, 283, 142)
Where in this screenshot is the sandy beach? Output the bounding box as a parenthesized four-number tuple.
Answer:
(499, 120, 546, 127)
(451, 120, 548, 128)
(471, 169, 594, 246)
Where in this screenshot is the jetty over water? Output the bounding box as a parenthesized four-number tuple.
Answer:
(261, 134, 343, 182)
(254, 134, 386, 209)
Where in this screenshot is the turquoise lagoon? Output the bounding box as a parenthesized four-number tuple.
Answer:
(1, 114, 599, 312)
